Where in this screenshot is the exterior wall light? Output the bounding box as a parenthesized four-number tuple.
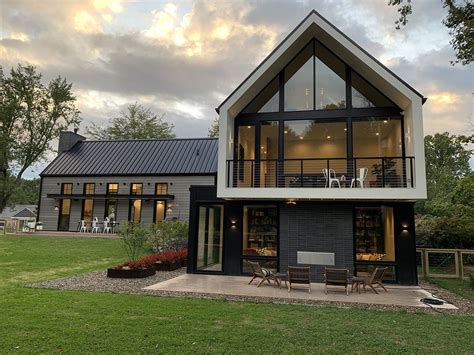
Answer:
(54, 205, 59, 211)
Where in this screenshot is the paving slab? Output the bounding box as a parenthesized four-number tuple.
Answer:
(144, 274, 457, 309)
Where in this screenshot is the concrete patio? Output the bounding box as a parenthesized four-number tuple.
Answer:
(144, 274, 457, 309)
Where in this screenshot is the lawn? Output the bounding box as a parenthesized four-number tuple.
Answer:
(428, 278, 474, 302)
(1, 235, 473, 354)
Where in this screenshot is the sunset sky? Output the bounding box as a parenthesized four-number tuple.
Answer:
(1, 0, 472, 176)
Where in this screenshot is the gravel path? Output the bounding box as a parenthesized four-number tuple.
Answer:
(29, 272, 473, 315)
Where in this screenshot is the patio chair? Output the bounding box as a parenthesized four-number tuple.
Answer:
(79, 220, 88, 233)
(324, 268, 349, 295)
(351, 167, 368, 188)
(287, 266, 311, 294)
(103, 217, 111, 234)
(247, 260, 274, 287)
(91, 217, 100, 233)
(358, 267, 388, 294)
(323, 169, 340, 188)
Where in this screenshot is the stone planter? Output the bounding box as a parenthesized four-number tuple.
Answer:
(155, 261, 181, 271)
(107, 266, 156, 279)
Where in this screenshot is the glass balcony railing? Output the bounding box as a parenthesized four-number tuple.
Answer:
(226, 157, 415, 189)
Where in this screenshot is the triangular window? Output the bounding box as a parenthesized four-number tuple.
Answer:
(351, 71, 395, 108)
(242, 77, 279, 113)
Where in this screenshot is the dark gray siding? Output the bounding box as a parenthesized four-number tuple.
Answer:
(279, 203, 354, 282)
(39, 175, 215, 231)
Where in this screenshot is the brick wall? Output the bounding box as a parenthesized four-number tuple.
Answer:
(279, 203, 354, 282)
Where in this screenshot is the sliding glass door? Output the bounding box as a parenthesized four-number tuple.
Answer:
(196, 205, 224, 272)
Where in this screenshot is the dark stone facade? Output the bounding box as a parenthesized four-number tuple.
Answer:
(279, 203, 354, 282)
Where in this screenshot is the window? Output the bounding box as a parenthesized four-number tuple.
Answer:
(355, 206, 395, 262)
(130, 200, 142, 223)
(242, 206, 278, 257)
(105, 200, 117, 221)
(131, 183, 143, 195)
(156, 183, 168, 195)
(242, 76, 279, 113)
(61, 183, 73, 195)
(237, 125, 255, 187)
(284, 42, 313, 111)
(58, 199, 71, 231)
(107, 183, 119, 194)
(315, 44, 346, 110)
(351, 71, 395, 108)
(284, 120, 347, 159)
(260, 121, 279, 187)
(196, 205, 224, 272)
(84, 183, 95, 195)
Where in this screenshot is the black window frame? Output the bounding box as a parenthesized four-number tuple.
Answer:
(107, 183, 119, 194)
(155, 183, 168, 195)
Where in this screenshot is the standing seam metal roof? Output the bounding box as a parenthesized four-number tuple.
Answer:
(41, 138, 218, 176)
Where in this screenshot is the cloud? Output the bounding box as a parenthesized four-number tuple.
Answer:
(0, 0, 472, 176)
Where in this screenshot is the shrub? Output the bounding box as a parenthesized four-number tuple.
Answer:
(415, 215, 474, 249)
(116, 248, 187, 270)
(118, 222, 149, 262)
(149, 221, 188, 252)
(470, 274, 474, 289)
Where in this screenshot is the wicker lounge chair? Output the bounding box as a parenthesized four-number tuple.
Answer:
(353, 267, 388, 294)
(247, 260, 274, 287)
(324, 268, 349, 295)
(287, 266, 311, 293)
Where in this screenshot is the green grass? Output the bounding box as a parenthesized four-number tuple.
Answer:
(1, 235, 473, 354)
(428, 278, 474, 301)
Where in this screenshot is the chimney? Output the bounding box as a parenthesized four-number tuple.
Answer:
(58, 130, 86, 153)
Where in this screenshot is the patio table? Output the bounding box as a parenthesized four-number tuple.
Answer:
(273, 272, 288, 289)
(351, 276, 365, 293)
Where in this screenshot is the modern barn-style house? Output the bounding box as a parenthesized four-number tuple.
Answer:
(186, 11, 426, 285)
(38, 11, 426, 285)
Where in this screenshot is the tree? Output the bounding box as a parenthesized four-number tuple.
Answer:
(389, 0, 473, 65)
(86, 103, 175, 140)
(7, 178, 40, 207)
(0, 64, 80, 212)
(208, 117, 219, 137)
(418, 132, 473, 215)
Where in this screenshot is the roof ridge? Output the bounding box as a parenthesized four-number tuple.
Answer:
(82, 137, 218, 143)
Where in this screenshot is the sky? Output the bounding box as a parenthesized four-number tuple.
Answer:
(0, 0, 473, 178)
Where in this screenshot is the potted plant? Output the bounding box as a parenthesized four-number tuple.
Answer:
(107, 223, 156, 278)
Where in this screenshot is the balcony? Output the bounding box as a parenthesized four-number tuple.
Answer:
(226, 156, 415, 189)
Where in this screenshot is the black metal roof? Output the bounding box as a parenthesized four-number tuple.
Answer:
(12, 208, 37, 218)
(41, 138, 218, 177)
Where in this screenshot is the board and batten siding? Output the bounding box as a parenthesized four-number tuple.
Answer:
(38, 175, 215, 231)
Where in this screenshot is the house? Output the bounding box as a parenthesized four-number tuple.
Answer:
(185, 10, 426, 285)
(37, 132, 217, 231)
(0, 204, 37, 231)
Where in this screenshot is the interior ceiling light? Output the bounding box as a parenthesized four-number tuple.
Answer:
(383, 120, 388, 123)
(344, 128, 347, 131)
(327, 135, 331, 139)
(286, 199, 296, 205)
(299, 136, 303, 140)
(284, 130, 288, 134)
(376, 132, 380, 136)
(247, 125, 251, 128)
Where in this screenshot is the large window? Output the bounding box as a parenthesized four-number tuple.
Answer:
(353, 117, 402, 157)
(105, 200, 117, 221)
(130, 200, 142, 223)
(237, 125, 255, 187)
(315, 44, 346, 110)
(243, 76, 279, 113)
(196, 205, 224, 272)
(242, 205, 278, 257)
(260, 121, 279, 187)
(284, 43, 314, 111)
(131, 183, 143, 195)
(351, 71, 395, 108)
(84, 183, 95, 195)
(284, 120, 347, 159)
(355, 206, 395, 262)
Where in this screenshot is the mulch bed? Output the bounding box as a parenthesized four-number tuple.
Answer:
(29, 272, 473, 316)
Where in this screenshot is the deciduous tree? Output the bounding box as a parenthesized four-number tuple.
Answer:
(0, 64, 80, 212)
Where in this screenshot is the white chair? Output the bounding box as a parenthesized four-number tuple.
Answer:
(91, 217, 100, 233)
(79, 220, 88, 233)
(323, 169, 340, 188)
(351, 168, 368, 188)
(103, 217, 111, 234)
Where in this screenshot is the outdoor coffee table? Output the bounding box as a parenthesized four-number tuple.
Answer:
(273, 273, 288, 289)
(351, 276, 365, 293)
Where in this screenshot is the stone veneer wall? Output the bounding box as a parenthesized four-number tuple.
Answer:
(279, 203, 354, 282)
